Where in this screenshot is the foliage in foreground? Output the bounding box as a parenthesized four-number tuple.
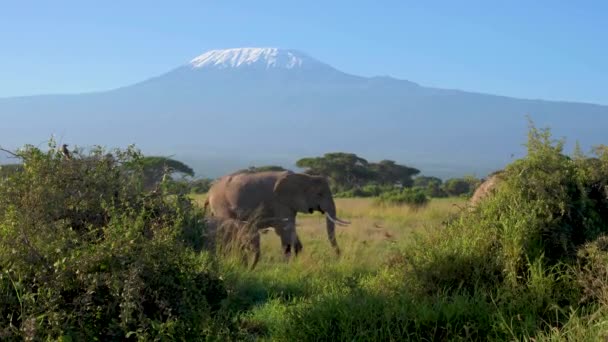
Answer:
(389, 124, 608, 337)
(405, 125, 608, 289)
(226, 124, 608, 341)
(0, 143, 228, 340)
(4, 122, 608, 341)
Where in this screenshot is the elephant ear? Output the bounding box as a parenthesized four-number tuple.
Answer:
(273, 173, 310, 202)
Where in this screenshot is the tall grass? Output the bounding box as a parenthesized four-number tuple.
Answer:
(194, 126, 608, 341)
(191, 195, 466, 270)
(4, 124, 608, 340)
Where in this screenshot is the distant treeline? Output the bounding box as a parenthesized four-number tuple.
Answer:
(0, 152, 485, 199)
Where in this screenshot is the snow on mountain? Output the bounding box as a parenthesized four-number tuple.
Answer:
(189, 47, 321, 70)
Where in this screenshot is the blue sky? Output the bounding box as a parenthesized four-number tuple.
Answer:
(1, 1, 606, 104)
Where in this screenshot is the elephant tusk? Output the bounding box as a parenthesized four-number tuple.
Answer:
(325, 213, 350, 226)
(335, 217, 351, 225)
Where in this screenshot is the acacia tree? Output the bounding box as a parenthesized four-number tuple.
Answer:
(297, 153, 375, 191)
(368, 160, 420, 187)
(140, 156, 195, 190)
(236, 165, 287, 174)
(296, 153, 420, 191)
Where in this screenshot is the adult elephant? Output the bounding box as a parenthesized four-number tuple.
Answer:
(204, 170, 349, 268)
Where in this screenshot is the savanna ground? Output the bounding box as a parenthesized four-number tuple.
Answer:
(4, 126, 608, 341)
(192, 195, 463, 269)
(191, 196, 468, 340)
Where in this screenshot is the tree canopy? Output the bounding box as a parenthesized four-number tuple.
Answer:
(236, 165, 287, 174)
(413, 176, 442, 188)
(368, 159, 420, 187)
(296, 152, 420, 191)
(140, 156, 195, 190)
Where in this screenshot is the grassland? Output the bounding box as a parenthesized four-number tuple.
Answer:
(189, 189, 608, 341)
(190, 196, 488, 340)
(5, 130, 608, 340)
(191, 195, 465, 270)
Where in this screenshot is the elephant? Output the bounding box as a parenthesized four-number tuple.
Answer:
(203, 216, 261, 266)
(469, 170, 504, 207)
(204, 170, 349, 268)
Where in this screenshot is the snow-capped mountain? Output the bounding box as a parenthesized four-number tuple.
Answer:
(189, 47, 323, 70)
(1, 47, 607, 178)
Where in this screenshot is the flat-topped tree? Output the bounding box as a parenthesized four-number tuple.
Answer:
(297, 153, 374, 191)
(369, 160, 420, 187)
(140, 156, 195, 190)
(296, 153, 420, 191)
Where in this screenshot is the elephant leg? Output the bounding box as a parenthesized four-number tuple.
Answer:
(249, 232, 261, 270)
(294, 235, 303, 255)
(276, 229, 292, 259)
(281, 233, 302, 257)
(275, 220, 301, 260)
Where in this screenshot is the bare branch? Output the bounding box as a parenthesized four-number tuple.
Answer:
(0, 147, 22, 159)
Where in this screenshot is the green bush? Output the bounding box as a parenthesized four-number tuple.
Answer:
(228, 124, 608, 341)
(403, 123, 608, 291)
(162, 179, 191, 195)
(575, 236, 608, 306)
(413, 176, 448, 198)
(335, 184, 396, 198)
(375, 188, 429, 207)
(442, 176, 481, 197)
(0, 142, 229, 340)
(424, 183, 448, 198)
(189, 178, 214, 194)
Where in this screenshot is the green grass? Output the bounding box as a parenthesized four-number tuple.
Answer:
(6, 128, 608, 340)
(191, 195, 465, 270)
(192, 196, 492, 340)
(191, 192, 608, 341)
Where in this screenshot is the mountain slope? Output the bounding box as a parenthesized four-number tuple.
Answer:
(1, 48, 606, 178)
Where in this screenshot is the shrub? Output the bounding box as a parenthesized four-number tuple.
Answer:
(576, 236, 608, 306)
(0, 164, 23, 179)
(0, 142, 228, 340)
(375, 188, 429, 208)
(424, 183, 448, 198)
(334, 184, 395, 198)
(189, 178, 214, 194)
(162, 179, 191, 195)
(402, 123, 608, 293)
(413, 176, 448, 198)
(442, 176, 481, 197)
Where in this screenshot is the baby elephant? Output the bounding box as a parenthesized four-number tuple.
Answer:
(204, 216, 261, 268)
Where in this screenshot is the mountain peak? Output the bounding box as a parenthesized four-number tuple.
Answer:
(189, 47, 322, 70)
